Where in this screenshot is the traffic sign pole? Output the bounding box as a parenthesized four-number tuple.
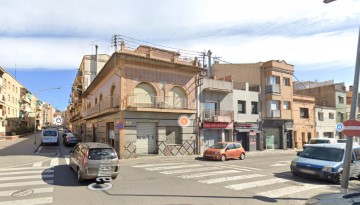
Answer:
(341, 27, 360, 193)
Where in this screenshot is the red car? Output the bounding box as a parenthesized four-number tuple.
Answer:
(203, 142, 246, 161)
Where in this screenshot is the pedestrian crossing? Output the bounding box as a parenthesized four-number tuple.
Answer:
(131, 162, 336, 199)
(0, 156, 70, 205)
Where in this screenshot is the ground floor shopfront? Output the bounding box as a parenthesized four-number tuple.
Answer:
(199, 122, 233, 154)
(262, 119, 293, 150)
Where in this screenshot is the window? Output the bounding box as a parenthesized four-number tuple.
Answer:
(283, 101, 290, 110)
(226, 144, 234, 150)
(16, 87, 17, 93)
(300, 108, 309, 118)
(12, 85, 14, 91)
(251, 102, 258, 114)
(329, 113, 334, 119)
(283, 77, 290, 86)
(338, 112, 344, 122)
(338, 96, 344, 104)
(266, 75, 280, 85)
(8, 82, 10, 88)
(238, 100, 246, 114)
(318, 112, 324, 121)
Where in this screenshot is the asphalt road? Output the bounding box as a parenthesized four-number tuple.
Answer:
(1, 134, 360, 205)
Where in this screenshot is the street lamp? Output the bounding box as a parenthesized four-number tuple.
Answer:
(33, 87, 61, 145)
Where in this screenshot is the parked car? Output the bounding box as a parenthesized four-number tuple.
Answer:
(203, 142, 246, 162)
(63, 133, 80, 147)
(290, 143, 360, 184)
(41, 128, 59, 145)
(337, 138, 360, 146)
(69, 142, 120, 182)
(307, 138, 338, 144)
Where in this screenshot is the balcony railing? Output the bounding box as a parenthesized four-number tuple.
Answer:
(84, 95, 120, 117)
(126, 94, 190, 109)
(36, 105, 43, 110)
(21, 95, 31, 104)
(202, 109, 234, 122)
(267, 110, 281, 118)
(19, 105, 31, 113)
(265, 84, 280, 94)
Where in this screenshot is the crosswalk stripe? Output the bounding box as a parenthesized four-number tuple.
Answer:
(257, 184, 325, 198)
(146, 164, 203, 171)
(198, 174, 266, 184)
(0, 187, 54, 197)
(213, 166, 251, 171)
(0, 170, 54, 176)
(225, 178, 289, 191)
(65, 156, 70, 165)
(0, 174, 54, 182)
(0, 180, 53, 188)
(50, 158, 59, 167)
(160, 167, 222, 175)
(0, 167, 52, 172)
(32, 162, 42, 167)
(0, 197, 53, 205)
(223, 165, 262, 171)
(179, 170, 241, 179)
(132, 163, 186, 168)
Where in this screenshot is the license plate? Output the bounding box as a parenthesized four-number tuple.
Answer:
(299, 168, 316, 175)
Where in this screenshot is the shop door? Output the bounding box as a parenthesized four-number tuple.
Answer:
(136, 122, 157, 155)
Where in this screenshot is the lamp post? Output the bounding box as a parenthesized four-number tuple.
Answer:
(33, 87, 61, 145)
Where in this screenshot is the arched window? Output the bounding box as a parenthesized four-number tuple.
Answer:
(169, 87, 187, 109)
(99, 94, 103, 102)
(110, 85, 116, 107)
(95, 97, 98, 105)
(134, 83, 156, 107)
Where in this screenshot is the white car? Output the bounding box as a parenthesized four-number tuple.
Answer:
(41, 128, 59, 145)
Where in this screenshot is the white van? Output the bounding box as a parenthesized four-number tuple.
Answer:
(41, 128, 59, 145)
(307, 138, 337, 144)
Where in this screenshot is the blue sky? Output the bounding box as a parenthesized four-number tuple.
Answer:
(1, 0, 360, 111)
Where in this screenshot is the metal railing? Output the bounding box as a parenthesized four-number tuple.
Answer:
(126, 94, 189, 109)
(84, 95, 120, 117)
(202, 109, 234, 122)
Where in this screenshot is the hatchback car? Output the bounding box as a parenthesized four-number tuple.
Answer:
(203, 142, 245, 161)
(63, 133, 80, 147)
(69, 142, 120, 182)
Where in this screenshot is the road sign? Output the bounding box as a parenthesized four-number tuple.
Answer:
(336, 123, 344, 132)
(117, 123, 124, 130)
(177, 115, 190, 127)
(342, 120, 360, 137)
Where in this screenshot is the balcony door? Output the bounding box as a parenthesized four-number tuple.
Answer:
(168, 87, 186, 109)
(134, 83, 156, 107)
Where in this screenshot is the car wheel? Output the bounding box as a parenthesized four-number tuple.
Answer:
(239, 153, 245, 160)
(221, 154, 226, 162)
(77, 168, 84, 183)
(334, 172, 342, 185)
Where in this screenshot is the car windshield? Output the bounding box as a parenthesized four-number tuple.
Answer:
(308, 139, 329, 144)
(210, 143, 227, 149)
(299, 147, 344, 162)
(43, 131, 57, 136)
(88, 148, 117, 160)
(337, 139, 346, 143)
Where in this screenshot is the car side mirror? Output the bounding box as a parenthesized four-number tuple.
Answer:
(297, 152, 302, 156)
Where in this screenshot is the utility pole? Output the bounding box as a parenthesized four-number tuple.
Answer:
(207, 50, 212, 78)
(113, 35, 118, 52)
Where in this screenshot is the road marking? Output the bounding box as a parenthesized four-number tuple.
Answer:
(198, 174, 266, 184)
(0, 169, 54, 176)
(257, 184, 325, 198)
(160, 167, 222, 175)
(0, 187, 54, 197)
(132, 163, 186, 168)
(146, 164, 203, 171)
(0, 197, 53, 205)
(0, 167, 52, 172)
(50, 158, 59, 167)
(212, 165, 251, 171)
(0, 174, 54, 181)
(0, 180, 53, 188)
(270, 163, 289, 167)
(65, 155, 70, 165)
(179, 170, 241, 179)
(225, 178, 289, 191)
(32, 162, 42, 167)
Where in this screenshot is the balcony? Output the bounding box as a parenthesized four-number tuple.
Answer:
(267, 110, 281, 118)
(202, 78, 232, 93)
(36, 105, 43, 111)
(83, 95, 120, 118)
(266, 84, 280, 94)
(202, 109, 234, 122)
(125, 94, 195, 113)
(0, 94, 5, 104)
(21, 95, 31, 104)
(19, 105, 31, 113)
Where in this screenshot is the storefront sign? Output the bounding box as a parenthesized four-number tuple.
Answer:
(203, 122, 232, 129)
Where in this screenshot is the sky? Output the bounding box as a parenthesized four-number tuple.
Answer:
(1, 0, 360, 111)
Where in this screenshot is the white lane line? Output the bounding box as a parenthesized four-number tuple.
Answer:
(270, 164, 289, 167)
(0, 167, 52, 172)
(198, 174, 266, 184)
(146, 164, 203, 171)
(0, 174, 54, 182)
(225, 165, 262, 171)
(160, 167, 222, 175)
(179, 170, 241, 179)
(225, 178, 289, 191)
(65, 155, 70, 165)
(32, 162, 42, 167)
(0, 169, 54, 176)
(50, 158, 59, 167)
(257, 184, 325, 198)
(0, 180, 53, 188)
(132, 163, 186, 168)
(214, 166, 251, 171)
(0, 187, 54, 197)
(0, 197, 53, 205)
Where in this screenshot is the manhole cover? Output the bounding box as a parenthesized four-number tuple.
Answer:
(11, 189, 33, 198)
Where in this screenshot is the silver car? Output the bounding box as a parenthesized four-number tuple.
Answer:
(69, 142, 120, 182)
